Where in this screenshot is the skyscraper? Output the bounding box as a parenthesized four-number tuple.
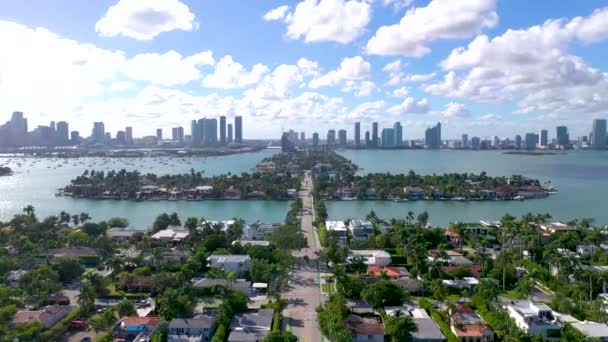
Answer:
(461, 134, 469, 148)
(191, 120, 201, 146)
(300, 132, 305, 143)
(539, 129, 548, 147)
(204, 119, 218, 146)
(70, 131, 80, 144)
(92, 122, 105, 144)
(381, 128, 395, 148)
(116, 131, 126, 145)
(125, 126, 133, 145)
(424, 122, 441, 149)
(372, 122, 379, 147)
(338, 129, 347, 146)
(9, 111, 28, 147)
(220, 116, 227, 145)
(327, 129, 336, 146)
(354, 122, 361, 146)
(156, 128, 163, 142)
(172, 127, 178, 141)
(471, 136, 481, 150)
(556, 126, 569, 147)
(312, 132, 319, 147)
(592, 119, 607, 149)
(393, 122, 403, 147)
(515, 135, 522, 149)
(57, 121, 69, 144)
(235, 116, 243, 143)
(525, 133, 538, 150)
(227, 123, 233, 143)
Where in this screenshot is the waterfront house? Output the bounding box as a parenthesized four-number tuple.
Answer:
(207, 255, 251, 275)
(365, 188, 377, 199)
(345, 314, 385, 342)
(168, 316, 217, 342)
(450, 305, 494, 342)
(242, 222, 279, 241)
(335, 187, 355, 199)
(480, 189, 496, 200)
(495, 186, 514, 199)
(107, 227, 140, 241)
(404, 186, 425, 200)
(247, 190, 266, 199)
(227, 309, 274, 342)
(570, 321, 608, 341)
(505, 300, 563, 340)
(443, 230, 463, 247)
(325, 220, 348, 246)
(151, 228, 190, 242)
(286, 188, 298, 198)
(11, 305, 74, 328)
(223, 187, 242, 199)
(539, 222, 577, 235)
(347, 250, 391, 266)
(348, 219, 376, 241)
(479, 221, 501, 228)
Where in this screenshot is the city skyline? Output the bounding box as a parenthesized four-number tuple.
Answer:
(0, 1, 608, 138)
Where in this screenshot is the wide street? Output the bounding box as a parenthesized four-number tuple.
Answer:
(282, 171, 324, 342)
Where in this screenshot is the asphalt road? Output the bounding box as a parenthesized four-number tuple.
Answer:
(282, 171, 324, 342)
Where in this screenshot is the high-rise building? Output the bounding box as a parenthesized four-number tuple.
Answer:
(471, 136, 481, 150)
(515, 135, 522, 149)
(105, 132, 111, 142)
(125, 127, 133, 145)
(354, 122, 361, 146)
(172, 127, 178, 141)
(338, 129, 347, 146)
(198, 119, 206, 145)
(9, 111, 28, 147)
(300, 132, 305, 143)
(191, 120, 202, 146)
(70, 131, 80, 144)
(365, 131, 370, 146)
(156, 128, 163, 142)
(424, 122, 441, 149)
(525, 133, 538, 150)
(227, 123, 233, 143)
(220, 116, 227, 145)
(281, 132, 296, 152)
(372, 122, 379, 147)
(327, 129, 336, 146)
(539, 129, 548, 147)
(591, 119, 607, 149)
(461, 134, 469, 148)
(92, 122, 105, 144)
(204, 119, 218, 146)
(235, 116, 243, 143)
(312, 132, 319, 147)
(556, 126, 569, 147)
(381, 128, 395, 148)
(393, 122, 403, 147)
(116, 131, 126, 145)
(57, 121, 69, 144)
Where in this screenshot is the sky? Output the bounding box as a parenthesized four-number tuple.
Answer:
(0, 0, 608, 140)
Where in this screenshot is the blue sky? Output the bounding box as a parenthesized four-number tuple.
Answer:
(0, 0, 607, 139)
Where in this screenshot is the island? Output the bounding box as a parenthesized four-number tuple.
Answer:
(0, 166, 12, 176)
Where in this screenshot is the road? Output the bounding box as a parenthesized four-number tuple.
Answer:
(282, 171, 324, 342)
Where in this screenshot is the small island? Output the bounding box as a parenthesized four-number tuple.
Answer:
(0, 166, 12, 176)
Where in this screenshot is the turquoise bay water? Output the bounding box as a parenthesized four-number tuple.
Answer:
(1, 149, 607, 228)
(329, 149, 608, 226)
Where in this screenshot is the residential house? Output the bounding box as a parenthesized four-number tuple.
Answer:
(539, 222, 577, 235)
(347, 250, 391, 266)
(192, 278, 252, 296)
(207, 255, 251, 275)
(570, 321, 608, 341)
(385, 305, 445, 342)
(366, 266, 410, 278)
(151, 228, 190, 242)
(223, 187, 242, 199)
(348, 220, 376, 241)
(242, 222, 279, 241)
(345, 315, 385, 342)
(46, 246, 98, 259)
(325, 220, 348, 246)
(404, 186, 425, 200)
(231, 240, 271, 247)
(11, 305, 74, 328)
(107, 227, 140, 241)
(443, 278, 480, 293)
(118, 316, 161, 342)
(168, 316, 217, 342)
(443, 230, 463, 247)
(5, 269, 27, 287)
(428, 250, 473, 267)
(505, 301, 563, 340)
(449, 305, 493, 342)
(335, 187, 354, 199)
(227, 309, 273, 342)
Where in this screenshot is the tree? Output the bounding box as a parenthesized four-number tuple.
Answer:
(116, 299, 137, 317)
(22, 205, 35, 217)
(81, 222, 106, 237)
(20, 265, 62, 305)
(79, 212, 91, 224)
(71, 214, 80, 226)
(316, 294, 351, 342)
(383, 310, 417, 342)
(262, 331, 298, 342)
(157, 287, 194, 320)
(90, 310, 117, 332)
(107, 217, 129, 228)
(361, 280, 407, 308)
(78, 281, 97, 313)
(153, 213, 171, 232)
(417, 211, 429, 227)
(58, 211, 71, 225)
(431, 279, 447, 301)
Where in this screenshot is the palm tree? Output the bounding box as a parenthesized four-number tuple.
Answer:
(71, 215, 80, 226)
(22, 205, 35, 217)
(78, 282, 96, 313)
(59, 211, 70, 225)
(79, 213, 91, 224)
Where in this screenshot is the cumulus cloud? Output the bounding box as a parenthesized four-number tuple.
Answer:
(202, 56, 270, 89)
(388, 97, 429, 114)
(366, 0, 498, 56)
(382, 0, 414, 11)
(426, 7, 608, 114)
(309, 56, 371, 88)
(403, 72, 436, 83)
(392, 86, 409, 97)
(265, 0, 372, 44)
(95, 0, 197, 40)
(438, 102, 470, 118)
(123, 50, 214, 86)
(342, 80, 376, 96)
(348, 100, 386, 120)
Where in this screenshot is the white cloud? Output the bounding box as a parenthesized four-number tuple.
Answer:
(95, 0, 197, 40)
(392, 86, 409, 97)
(439, 102, 470, 118)
(403, 72, 436, 82)
(388, 97, 429, 114)
(263, 5, 290, 21)
(245, 64, 305, 101)
(348, 100, 386, 120)
(366, 0, 498, 56)
(123, 50, 214, 86)
(382, 0, 414, 11)
(108, 81, 136, 92)
(426, 7, 608, 114)
(267, 0, 372, 44)
(202, 56, 269, 89)
(296, 58, 320, 76)
(382, 60, 402, 74)
(342, 80, 376, 96)
(309, 56, 371, 88)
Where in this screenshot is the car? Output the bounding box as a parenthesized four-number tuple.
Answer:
(80, 337, 92, 342)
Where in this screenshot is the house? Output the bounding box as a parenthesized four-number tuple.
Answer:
(576, 244, 598, 257)
(428, 250, 474, 266)
(231, 240, 271, 247)
(392, 277, 425, 295)
(5, 269, 27, 287)
(151, 228, 190, 242)
(223, 187, 242, 199)
(345, 315, 385, 342)
(46, 246, 98, 259)
(347, 250, 391, 266)
(325, 220, 348, 246)
(11, 305, 74, 328)
(385, 305, 445, 342)
(199, 220, 236, 233)
(227, 308, 274, 342)
(366, 266, 410, 278)
(207, 255, 251, 275)
(570, 321, 608, 341)
(107, 227, 140, 241)
(335, 187, 354, 199)
(539, 222, 577, 234)
(505, 301, 563, 340)
(450, 305, 494, 342)
(286, 188, 298, 198)
(242, 222, 280, 240)
(404, 186, 425, 200)
(348, 220, 376, 241)
(443, 278, 480, 292)
(192, 278, 252, 296)
(479, 221, 501, 228)
(168, 316, 217, 342)
(118, 316, 161, 342)
(443, 230, 463, 246)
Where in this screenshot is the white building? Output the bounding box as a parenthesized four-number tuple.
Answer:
(347, 250, 391, 266)
(505, 301, 563, 340)
(151, 228, 190, 242)
(348, 220, 376, 241)
(325, 220, 348, 246)
(207, 255, 251, 275)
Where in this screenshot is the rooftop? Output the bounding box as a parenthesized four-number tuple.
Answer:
(230, 309, 274, 331)
(169, 317, 216, 330)
(345, 315, 385, 336)
(325, 220, 347, 231)
(231, 240, 271, 247)
(570, 321, 608, 338)
(207, 254, 251, 263)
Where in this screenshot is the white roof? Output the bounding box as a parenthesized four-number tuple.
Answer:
(571, 321, 608, 338)
(208, 254, 250, 263)
(252, 283, 268, 289)
(325, 221, 347, 231)
(232, 240, 270, 247)
(349, 250, 390, 258)
(151, 228, 190, 240)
